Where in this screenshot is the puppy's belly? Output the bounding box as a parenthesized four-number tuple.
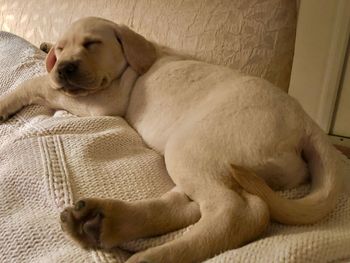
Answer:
(126, 57, 244, 152)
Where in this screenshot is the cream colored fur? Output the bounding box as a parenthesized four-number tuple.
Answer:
(0, 17, 343, 263)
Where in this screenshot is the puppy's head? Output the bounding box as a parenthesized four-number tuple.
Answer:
(46, 17, 156, 96)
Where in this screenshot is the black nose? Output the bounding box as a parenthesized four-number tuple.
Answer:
(58, 61, 79, 79)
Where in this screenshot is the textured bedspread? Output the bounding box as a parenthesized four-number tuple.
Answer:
(1, 32, 350, 263)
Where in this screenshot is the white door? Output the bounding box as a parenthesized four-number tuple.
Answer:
(288, 0, 350, 133)
(331, 45, 350, 138)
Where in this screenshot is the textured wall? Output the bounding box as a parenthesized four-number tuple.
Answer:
(0, 0, 297, 91)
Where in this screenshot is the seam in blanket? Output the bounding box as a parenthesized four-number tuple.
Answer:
(38, 135, 73, 209)
(38, 136, 57, 209)
(54, 135, 74, 206)
(48, 137, 124, 262)
(38, 135, 110, 263)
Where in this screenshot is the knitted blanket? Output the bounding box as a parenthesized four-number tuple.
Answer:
(1, 32, 349, 263)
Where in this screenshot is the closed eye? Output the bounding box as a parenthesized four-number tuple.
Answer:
(83, 40, 102, 49)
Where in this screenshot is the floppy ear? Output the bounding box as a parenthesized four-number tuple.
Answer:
(114, 25, 156, 75)
(45, 47, 57, 73)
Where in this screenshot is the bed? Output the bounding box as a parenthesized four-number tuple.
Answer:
(1, 1, 350, 262)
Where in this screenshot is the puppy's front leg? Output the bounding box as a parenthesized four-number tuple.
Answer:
(0, 75, 51, 121)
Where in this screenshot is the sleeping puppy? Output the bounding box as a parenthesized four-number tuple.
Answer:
(0, 17, 342, 263)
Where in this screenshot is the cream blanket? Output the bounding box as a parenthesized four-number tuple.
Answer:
(1, 32, 350, 263)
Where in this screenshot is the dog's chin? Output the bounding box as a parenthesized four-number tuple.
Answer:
(51, 79, 104, 97)
(61, 87, 97, 97)
(56, 74, 111, 97)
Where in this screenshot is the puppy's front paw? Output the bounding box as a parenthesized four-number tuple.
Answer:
(60, 199, 105, 249)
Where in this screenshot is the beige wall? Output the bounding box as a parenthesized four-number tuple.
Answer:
(0, 0, 297, 91)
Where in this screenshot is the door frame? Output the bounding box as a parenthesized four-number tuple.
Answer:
(288, 0, 350, 133)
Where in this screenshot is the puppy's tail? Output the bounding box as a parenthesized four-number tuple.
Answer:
(231, 122, 342, 225)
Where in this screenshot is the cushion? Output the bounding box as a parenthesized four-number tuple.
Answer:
(1, 32, 350, 263)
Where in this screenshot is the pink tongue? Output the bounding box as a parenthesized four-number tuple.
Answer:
(45, 47, 57, 73)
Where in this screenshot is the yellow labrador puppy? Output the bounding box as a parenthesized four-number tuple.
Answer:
(0, 17, 342, 263)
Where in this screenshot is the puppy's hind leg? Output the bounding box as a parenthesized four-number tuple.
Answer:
(127, 153, 270, 263)
(60, 189, 201, 249)
(128, 187, 269, 263)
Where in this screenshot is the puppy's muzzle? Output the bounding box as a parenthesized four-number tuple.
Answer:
(57, 61, 79, 80)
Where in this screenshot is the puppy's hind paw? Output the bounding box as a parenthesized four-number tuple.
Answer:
(60, 199, 105, 249)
